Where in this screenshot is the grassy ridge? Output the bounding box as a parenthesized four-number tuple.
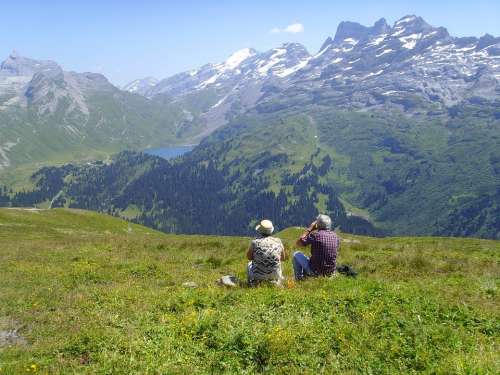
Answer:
(186, 104, 500, 238)
(0, 209, 498, 374)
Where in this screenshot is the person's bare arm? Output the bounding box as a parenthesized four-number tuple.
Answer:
(296, 220, 317, 247)
(246, 245, 253, 260)
(280, 247, 286, 261)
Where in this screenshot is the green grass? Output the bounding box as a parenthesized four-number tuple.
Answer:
(0, 155, 110, 192)
(0, 85, 199, 182)
(0, 209, 498, 374)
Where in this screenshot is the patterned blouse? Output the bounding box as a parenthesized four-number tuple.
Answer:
(250, 236, 284, 281)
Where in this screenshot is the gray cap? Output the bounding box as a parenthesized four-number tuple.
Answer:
(316, 214, 332, 230)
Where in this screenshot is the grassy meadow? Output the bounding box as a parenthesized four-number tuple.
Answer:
(0, 208, 498, 374)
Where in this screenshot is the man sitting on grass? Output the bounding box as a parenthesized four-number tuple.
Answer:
(246, 219, 285, 286)
(293, 214, 340, 280)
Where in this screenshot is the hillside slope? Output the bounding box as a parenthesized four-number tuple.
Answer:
(11, 96, 500, 239)
(0, 208, 498, 374)
(7, 148, 377, 236)
(0, 52, 191, 171)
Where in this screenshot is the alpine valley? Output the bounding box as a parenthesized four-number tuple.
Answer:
(1, 15, 500, 239)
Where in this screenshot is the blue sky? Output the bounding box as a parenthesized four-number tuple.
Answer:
(2, 0, 500, 86)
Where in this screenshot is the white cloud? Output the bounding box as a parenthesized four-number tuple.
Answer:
(284, 23, 304, 33)
(270, 22, 304, 34)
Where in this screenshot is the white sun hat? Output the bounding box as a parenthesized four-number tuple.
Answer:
(255, 219, 274, 235)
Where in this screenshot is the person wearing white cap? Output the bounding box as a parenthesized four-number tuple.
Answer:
(246, 219, 285, 286)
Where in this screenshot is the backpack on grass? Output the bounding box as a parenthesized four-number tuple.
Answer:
(337, 264, 358, 278)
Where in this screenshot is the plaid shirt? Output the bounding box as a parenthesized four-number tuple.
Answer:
(300, 229, 340, 275)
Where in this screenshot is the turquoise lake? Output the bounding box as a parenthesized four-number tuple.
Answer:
(144, 145, 195, 160)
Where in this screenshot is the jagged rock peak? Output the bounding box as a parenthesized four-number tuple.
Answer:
(333, 17, 391, 44)
(373, 18, 391, 34)
(318, 37, 334, 53)
(477, 34, 500, 49)
(280, 42, 309, 51)
(222, 48, 257, 69)
(394, 15, 426, 26)
(1, 52, 60, 77)
(272, 43, 310, 57)
(122, 76, 159, 94)
(392, 15, 433, 32)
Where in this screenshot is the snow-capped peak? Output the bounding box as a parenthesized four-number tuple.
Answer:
(222, 48, 256, 71)
(395, 15, 417, 26)
(122, 77, 159, 95)
(257, 48, 287, 75)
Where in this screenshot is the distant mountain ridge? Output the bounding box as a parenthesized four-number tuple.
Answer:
(124, 15, 500, 127)
(121, 77, 158, 96)
(2, 15, 499, 170)
(0, 52, 188, 169)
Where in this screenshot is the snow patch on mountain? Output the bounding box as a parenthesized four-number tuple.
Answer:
(198, 74, 219, 88)
(122, 77, 158, 94)
(343, 38, 359, 45)
(423, 31, 438, 39)
(257, 48, 287, 75)
(218, 48, 255, 71)
(368, 35, 388, 46)
(455, 46, 476, 52)
(395, 15, 417, 25)
(276, 58, 311, 77)
(400, 33, 422, 49)
(392, 29, 406, 37)
(376, 49, 393, 57)
(366, 70, 384, 78)
(0, 138, 20, 169)
(211, 94, 229, 109)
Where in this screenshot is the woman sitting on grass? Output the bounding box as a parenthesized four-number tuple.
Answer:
(246, 219, 285, 286)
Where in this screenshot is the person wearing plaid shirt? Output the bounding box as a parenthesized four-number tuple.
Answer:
(293, 214, 340, 280)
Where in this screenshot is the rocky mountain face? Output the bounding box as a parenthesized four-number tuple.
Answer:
(278, 15, 500, 109)
(0, 52, 185, 169)
(144, 44, 311, 98)
(0, 51, 109, 115)
(4, 15, 499, 170)
(121, 77, 158, 96)
(122, 44, 313, 140)
(124, 15, 499, 134)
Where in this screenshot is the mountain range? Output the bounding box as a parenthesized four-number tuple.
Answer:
(1, 15, 500, 239)
(2, 15, 500, 170)
(0, 53, 187, 170)
(124, 15, 500, 132)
